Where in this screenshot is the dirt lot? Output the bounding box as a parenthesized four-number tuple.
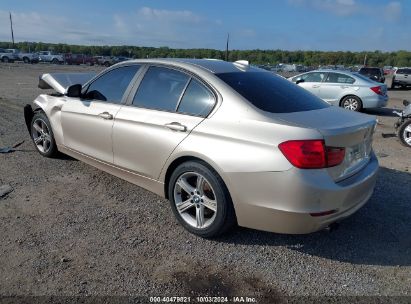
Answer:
(0, 63, 410, 301)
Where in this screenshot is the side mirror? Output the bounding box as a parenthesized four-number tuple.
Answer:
(296, 79, 305, 85)
(66, 84, 82, 98)
(403, 100, 410, 106)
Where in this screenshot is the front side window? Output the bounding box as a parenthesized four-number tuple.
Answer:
(132, 66, 190, 112)
(397, 69, 411, 74)
(303, 72, 327, 83)
(177, 79, 215, 117)
(217, 71, 329, 113)
(324, 73, 355, 84)
(84, 65, 140, 103)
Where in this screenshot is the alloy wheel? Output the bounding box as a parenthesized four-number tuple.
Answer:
(173, 172, 217, 229)
(32, 118, 52, 153)
(343, 98, 359, 111)
(402, 124, 411, 146)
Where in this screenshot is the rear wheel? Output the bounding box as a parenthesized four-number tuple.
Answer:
(52, 58, 59, 64)
(30, 112, 58, 157)
(168, 161, 236, 237)
(2, 56, 9, 63)
(341, 96, 362, 112)
(398, 120, 411, 148)
(23, 57, 30, 63)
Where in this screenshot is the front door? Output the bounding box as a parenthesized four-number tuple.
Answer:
(61, 65, 141, 163)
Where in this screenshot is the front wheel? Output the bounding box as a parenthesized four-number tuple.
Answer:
(2, 56, 9, 63)
(168, 161, 236, 238)
(398, 120, 411, 147)
(30, 112, 58, 157)
(341, 96, 362, 112)
(23, 57, 30, 63)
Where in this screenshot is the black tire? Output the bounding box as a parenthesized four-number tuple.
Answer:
(30, 111, 58, 158)
(2, 56, 9, 63)
(23, 57, 30, 64)
(340, 95, 363, 112)
(398, 120, 411, 148)
(52, 58, 59, 64)
(104, 61, 110, 67)
(168, 161, 236, 238)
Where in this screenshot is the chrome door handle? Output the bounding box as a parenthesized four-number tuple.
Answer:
(165, 122, 187, 132)
(98, 112, 113, 120)
(312, 85, 320, 88)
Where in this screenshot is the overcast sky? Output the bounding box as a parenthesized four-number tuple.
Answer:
(0, 0, 410, 51)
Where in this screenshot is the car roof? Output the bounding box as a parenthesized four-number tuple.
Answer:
(117, 58, 260, 74)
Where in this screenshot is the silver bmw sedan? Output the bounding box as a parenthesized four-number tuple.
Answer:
(289, 70, 388, 111)
(24, 59, 379, 237)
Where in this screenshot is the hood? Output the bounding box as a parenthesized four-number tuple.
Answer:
(38, 73, 96, 94)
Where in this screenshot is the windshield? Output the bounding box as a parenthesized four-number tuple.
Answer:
(216, 71, 329, 113)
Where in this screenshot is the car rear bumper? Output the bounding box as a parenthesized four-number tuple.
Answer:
(226, 153, 379, 234)
(362, 94, 388, 108)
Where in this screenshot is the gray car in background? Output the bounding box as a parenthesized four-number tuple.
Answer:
(289, 70, 388, 111)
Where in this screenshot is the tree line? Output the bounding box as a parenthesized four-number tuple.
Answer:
(1, 41, 410, 67)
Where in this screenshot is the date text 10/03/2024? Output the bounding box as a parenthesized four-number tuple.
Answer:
(149, 296, 257, 303)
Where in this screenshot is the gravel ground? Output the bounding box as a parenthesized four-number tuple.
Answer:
(0, 63, 410, 302)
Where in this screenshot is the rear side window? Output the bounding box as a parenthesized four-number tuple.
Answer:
(84, 65, 140, 103)
(324, 72, 355, 84)
(217, 72, 329, 113)
(177, 79, 215, 117)
(133, 66, 190, 111)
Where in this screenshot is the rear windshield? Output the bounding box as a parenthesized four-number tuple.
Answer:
(216, 72, 329, 113)
(359, 68, 381, 76)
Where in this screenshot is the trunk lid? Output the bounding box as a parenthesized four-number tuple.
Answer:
(271, 106, 376, 181)
(38, 73, 96, 94)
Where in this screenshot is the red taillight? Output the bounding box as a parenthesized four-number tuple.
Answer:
(326, 146, 345, 167)
(278, 140, 345, 169)
(370, 86, 383, 95)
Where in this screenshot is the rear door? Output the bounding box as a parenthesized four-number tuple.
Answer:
(395, 68, 411, 85)
(113, 65, 216, 179)
(319, 72, 356, 105)
(61, 65, 141, 163)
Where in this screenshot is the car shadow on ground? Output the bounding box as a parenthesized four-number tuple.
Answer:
(216, 167, 411, 267)
(364, 107, 399, 117)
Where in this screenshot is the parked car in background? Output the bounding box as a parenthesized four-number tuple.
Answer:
(64, 53, 96, 65)
(5, 49, 39, 63)
(24, 59, 379, 237)
(94, 56, 114, 67)
(0, 48, 19, 62)
(38, 51, 64, 64)
(289, 70, 388, 111)
(358, 67, 385, 83)
(391, 68, 411, 89)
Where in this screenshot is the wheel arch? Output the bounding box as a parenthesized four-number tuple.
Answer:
(163, 155, 229, 201)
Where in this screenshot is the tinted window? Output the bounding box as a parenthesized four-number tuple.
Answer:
(133, 66, 190, 111)
(177, 79, 215, 116)
(396, 69, 411, 74)
(324, 72, 355, 84)
(359, 68, 381, 76)
(217, 72, 329, 113)
(84, 65, 140, 103)
(292, 72, 327, 83)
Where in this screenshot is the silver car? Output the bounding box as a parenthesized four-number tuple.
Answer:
(289, 70, 388, 111)
(24, 59, 379, 237)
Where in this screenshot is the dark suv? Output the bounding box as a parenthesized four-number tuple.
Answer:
(359, 67, 385, 83)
